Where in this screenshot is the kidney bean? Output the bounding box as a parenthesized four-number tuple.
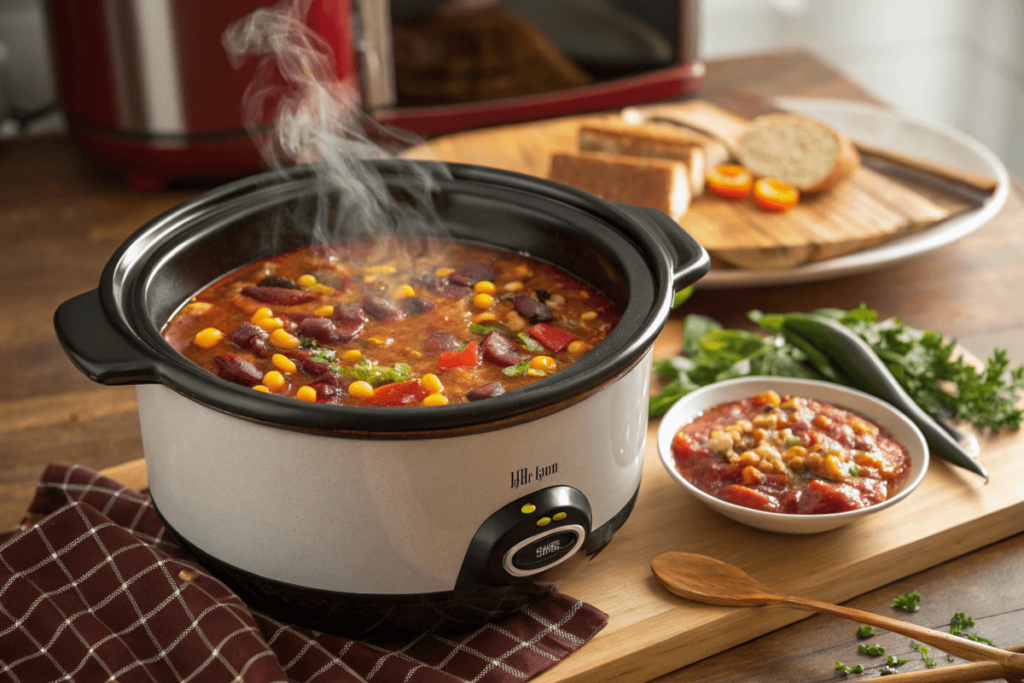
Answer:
(513, 294, 553, 323)
(481, 331, 528, 367)
(259, 275, 301, 290)
(362, 295, 404, 321)
(448, 263, 496, 287)
(425, 277, 471, 299)
(424, 332, 458, 354)
(230, 322, 267, 348)
(310, 381, 350, 403)
(466, 382, 505, 401)
(398, 296, 436, 316)
(241, 286, 316, 305)
(297, 317, 360, 345)
(333, 303, 368, 325)
(212, 354, 263, 387)
(301, 358, 332, 378)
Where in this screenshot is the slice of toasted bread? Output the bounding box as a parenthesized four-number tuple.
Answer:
(578, 122, 709, 195)
(548, 150, 691, 221)
(736, 113, 859, 192)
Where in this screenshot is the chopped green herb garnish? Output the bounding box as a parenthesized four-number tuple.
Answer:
(649, 306, 1024, 431)
(947, 654, 954, 662)
(892, 592, 922, 612)
(879, 668, 897, 676)
(835, 662, 863, 675)
(911, 642, 937, 668)
(469, 323, 505, 337)
(949, 612, 996, 646)
(300, 336, 318, 348)
(886, 655, 907, 667)
(857, 625, 875, 638)
(335, 358, 410, 386)
(310, 348, 336, 362)
(503, 360, 530, 378)
(858, 643, 885, 656)
(849, 465, 860, 477)
(518, 332, 544, 352)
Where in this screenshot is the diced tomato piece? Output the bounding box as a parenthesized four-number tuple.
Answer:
(437, 341, 481, 370)
(361, 380, 429, 407)
(716, 484, 781, 513)
(528, 323, 579, 353)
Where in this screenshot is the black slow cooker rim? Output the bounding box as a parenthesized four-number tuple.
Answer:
(96, 161, 686, 435)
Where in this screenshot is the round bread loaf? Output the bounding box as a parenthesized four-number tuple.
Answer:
(736, 113, 860, 192)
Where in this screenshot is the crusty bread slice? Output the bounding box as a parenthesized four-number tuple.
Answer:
(736, 113, 860, 192)
(578, 122, 708, 195)
(548, 151, 691, 221)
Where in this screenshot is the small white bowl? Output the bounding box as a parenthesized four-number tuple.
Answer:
(656, 376, 928, 534)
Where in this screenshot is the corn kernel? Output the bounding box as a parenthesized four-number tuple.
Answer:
(739, 451, 760, 465)
(567, 341, 590, 355)
(752, 427, 769, 442)
(515, 264, 532, 277)
(503, 281, 524, 292)
(784, 446, 807, 460)
(423, 393, 448, 406)
(813, 414, 832, 428)
(262, 370, 286, 392)
(252, 385, 270, 393)
(192, 328, 224, 349)
(250, 307, 274, 323)
(255, 316, 284, 332)
(526, 368, 546, 377)
(315, 305, 334, 317)
(342, 349, 362, 362)
(367, 264, 396, 275)
(420, 373, 444, 393)
(741, 465, 763, 485)
(472, 293, 494, 309)
(755, 390, 781, 406)
(789, 456, 805, 470)
(296, 274, 318, 289)
(473, 311, 498, 323)
(825, 454, 846, 480)
(474, 281, 496, 294)
(393, 284, 415, 299)
(296, 386, 317, 402)
(366, 337, 387, 347)
(272, 354, 297, 373)
(530, 356, 556, 372)
(269, 328, 300, 349)
(348, 381, 374, 399)
(580, 311, 598, 321)
(435, 267, 453, 277)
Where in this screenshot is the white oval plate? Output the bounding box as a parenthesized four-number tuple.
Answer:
(701, 98, 1010, 289)
(656, 376, 928, 534)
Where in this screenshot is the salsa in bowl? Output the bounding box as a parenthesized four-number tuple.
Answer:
(656, 376, 928, 534)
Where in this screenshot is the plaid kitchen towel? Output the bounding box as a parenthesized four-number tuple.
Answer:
(0, 463, 608, 683)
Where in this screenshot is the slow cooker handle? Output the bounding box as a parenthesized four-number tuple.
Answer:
(613, 204, 711, 290)
(54, 290, 159, 385)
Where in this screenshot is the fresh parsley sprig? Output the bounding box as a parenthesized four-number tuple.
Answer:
(892, 592, 922, 612)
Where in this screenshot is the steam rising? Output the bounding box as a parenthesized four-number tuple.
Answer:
(223, 0, 448, 244)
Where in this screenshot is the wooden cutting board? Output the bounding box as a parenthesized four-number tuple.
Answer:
(99, 328, 1024, 683)
(401, 104, 977, 269)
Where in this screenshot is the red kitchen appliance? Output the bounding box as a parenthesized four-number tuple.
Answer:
(46, 0, 703, 191)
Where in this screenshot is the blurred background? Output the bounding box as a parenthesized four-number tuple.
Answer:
(1, 0, 1022, 175)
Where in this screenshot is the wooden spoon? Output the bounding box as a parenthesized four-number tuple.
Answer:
(651, 552, 1024, 676)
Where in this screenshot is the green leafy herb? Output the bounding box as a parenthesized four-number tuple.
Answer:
(893, 592, 922, 612)
(310, 348, 336, 363)
(911, 642, 938, 668)
(947, 654, 954, 662)
(858, 643, 885, 656)
(518, 332, 544, 352)
(649, 306, 1024, 431)
(672, 286, 694, 309)
(835, 662, 863, 675)
(470, 323, 505, 337)
(503, 360, 530, 378)
(300, 336, 318, 348)
(879, 668, 897, 676)
(857, 625, 875, 638)
(886, 655, 907, 667)
(949, 612, 996, 647)
(334, 358, 410, 386)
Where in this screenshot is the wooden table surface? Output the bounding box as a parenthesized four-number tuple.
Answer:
(2, 49, 1023, 681)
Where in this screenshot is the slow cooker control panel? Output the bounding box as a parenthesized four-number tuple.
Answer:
(455, 486, 592, 587)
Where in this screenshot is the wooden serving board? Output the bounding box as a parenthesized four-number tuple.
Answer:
(98, 327, 1024, 683)
(401, 104, 976, 270)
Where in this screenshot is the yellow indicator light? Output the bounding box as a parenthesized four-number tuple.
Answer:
(536, 517, 552, 527)
(553, 512, 567, 521)
(521, 504, 536, 514)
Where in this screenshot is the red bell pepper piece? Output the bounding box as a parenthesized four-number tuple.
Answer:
(528, 323, 579, 353)
(437, 341, 481, 370)
(361, 380, 429, 406)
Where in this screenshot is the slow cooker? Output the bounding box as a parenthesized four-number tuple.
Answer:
(55, 161, 708, 636)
